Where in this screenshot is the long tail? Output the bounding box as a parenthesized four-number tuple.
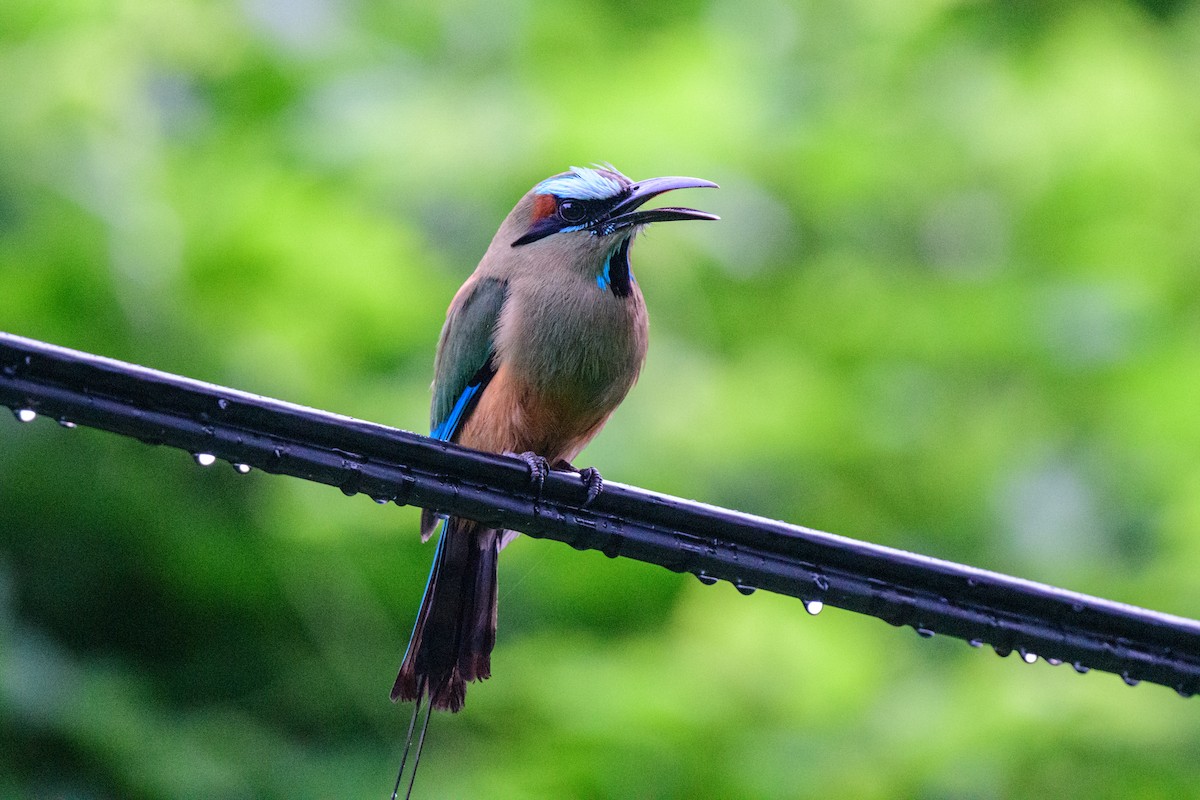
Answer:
(392, 516, 500, 712)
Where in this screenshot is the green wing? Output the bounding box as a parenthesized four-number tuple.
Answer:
(430, 276, 507, 441)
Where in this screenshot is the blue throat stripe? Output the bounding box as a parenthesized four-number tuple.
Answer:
(597, 247, 614, 291)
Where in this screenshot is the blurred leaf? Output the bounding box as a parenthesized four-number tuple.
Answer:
(3, 1, 1200, 797)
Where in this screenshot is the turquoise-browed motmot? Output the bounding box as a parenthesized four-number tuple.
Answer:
(392, 165, 717, 717)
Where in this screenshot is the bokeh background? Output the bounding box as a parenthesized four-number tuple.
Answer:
(4, 0, 1200, 797)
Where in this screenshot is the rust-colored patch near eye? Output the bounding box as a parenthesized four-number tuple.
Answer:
(532, 193, 557, 221)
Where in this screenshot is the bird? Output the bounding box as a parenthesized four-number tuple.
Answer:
(388, 164, 717, 797)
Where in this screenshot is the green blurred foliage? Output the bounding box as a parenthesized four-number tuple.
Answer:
(3, 0, 1200, 797)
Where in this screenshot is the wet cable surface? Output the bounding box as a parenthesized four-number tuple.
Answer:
(3, 330, 1198, 698)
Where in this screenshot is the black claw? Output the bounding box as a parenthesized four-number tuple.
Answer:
(579, 467, 604, 506)
(512, 451, 549, 494)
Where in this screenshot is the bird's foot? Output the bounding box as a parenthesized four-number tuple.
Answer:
(578, 467, 603, 506)
(553, 460, 604, 506)
(510, 451, 550, 496)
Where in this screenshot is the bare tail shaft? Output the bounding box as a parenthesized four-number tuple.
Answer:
(392, 517, 499, 712)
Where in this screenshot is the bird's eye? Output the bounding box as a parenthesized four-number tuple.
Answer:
(558, 199, 588, 224)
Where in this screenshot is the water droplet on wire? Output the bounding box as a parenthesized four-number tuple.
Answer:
(15, 408, 36, 423)
(194, 452, 216, 467)
(233, 463, 251, 474)
(58, 418, 77, 428)
(804, 600, 824, 616)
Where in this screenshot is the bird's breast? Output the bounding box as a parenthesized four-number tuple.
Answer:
(495, 273, 649, 423)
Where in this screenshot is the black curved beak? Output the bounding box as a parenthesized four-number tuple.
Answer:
(604, 176, 719, 232)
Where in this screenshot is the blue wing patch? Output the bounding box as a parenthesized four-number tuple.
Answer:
(430, 359, 497, 442)
(429, 276, 506, 443)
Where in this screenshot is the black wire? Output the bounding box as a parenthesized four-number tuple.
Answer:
(2, 331, 1198, 698)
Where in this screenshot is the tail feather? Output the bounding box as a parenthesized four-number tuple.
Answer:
(419, 508, 441, 542)
(462, 540, 498, 682)
(392, 517, 500, 712)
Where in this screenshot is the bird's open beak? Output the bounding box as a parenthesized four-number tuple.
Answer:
(604, 176, 719, 232)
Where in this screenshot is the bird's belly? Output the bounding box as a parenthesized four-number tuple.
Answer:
(457, 362, 613, 463)
(469, 289, 648, 461)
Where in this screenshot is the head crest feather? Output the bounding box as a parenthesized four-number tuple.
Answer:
(534, 165, 626, 200)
